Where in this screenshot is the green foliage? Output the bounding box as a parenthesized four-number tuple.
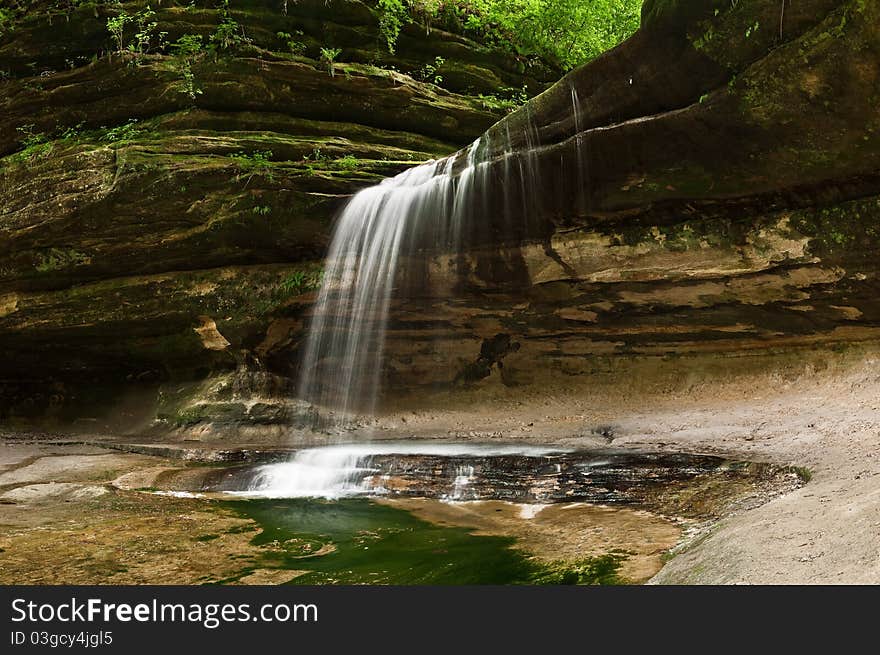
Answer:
(230, 150, 274, 184)
(10, 124, 52, 161)
(333, 154, 360, 171)
(252, 205, 271, 216)
(106, 5, 166, 60)
(277, 270, 324, 297)
(34, 247, 90, 273)
(790, 466, 813, 483)
(58, 122, 85, 140)
(276, 30, 306, 55)
(106, 10, 129, 53)
(170, 34, 205, 99)
(476, 86, 530, 113)
(407, 0, 444, 34)
(209, 0, 250, 53)
(372, 0, 640, 70)
(131, 6, 165, 56)
(319, 47, 342, 76)
(16, 124, 48, 150)
(301, 147, 329, 175)
(171, 34, 205, 59)
(418, 55, 444, 85)
(100, 119, 142, 143)
(745, 20, 760, 39)
(693, 25, 715, 50)
(377, 0, 408, 54)
(6, 120, 106, 166)
(466, 0, 641, 69)
(0, 7, 17, 37)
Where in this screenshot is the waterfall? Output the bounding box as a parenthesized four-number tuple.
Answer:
(242, 446, 377, 499)
(570, 84, 588, 215)
(237, 443, 567, 499)
(295, 87, 581, 427)
(297, 138, 493, 426)
(447, 464, 476, 501)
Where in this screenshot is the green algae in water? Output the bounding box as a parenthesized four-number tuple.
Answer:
(225, 499, 624, 585)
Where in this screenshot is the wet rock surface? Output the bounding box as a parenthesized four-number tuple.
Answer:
(194, 449, 800, 519)
(0, 435, 808, 584)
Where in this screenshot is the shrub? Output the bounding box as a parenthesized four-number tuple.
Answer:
(319, 47, 342, 77)
(170, 34, 205, 99)
(100, 119, 142, 143)
(209, 0, 251, 53)
(230, 150, 274, 184)
(372, 0, 641, 71)
(276, 30, 306, 55)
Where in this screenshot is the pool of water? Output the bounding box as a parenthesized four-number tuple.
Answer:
(135, 443, 801, 585)
(220, 498, 624, 585)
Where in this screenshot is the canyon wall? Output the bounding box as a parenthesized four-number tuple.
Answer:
(0, 0, 555, 427)
(2, 0, 879, 433)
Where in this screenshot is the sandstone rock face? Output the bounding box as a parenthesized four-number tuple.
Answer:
(0, 0, 553, 424)
(374, 0, 880, 403)
(2, 0, 879, 430)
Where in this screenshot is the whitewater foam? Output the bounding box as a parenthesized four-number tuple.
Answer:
(234, 442, 569, 499)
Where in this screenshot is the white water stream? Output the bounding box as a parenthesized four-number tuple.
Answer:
(296, 90, 589, 430)
(296, 138, 494, 423)
(236, 443, 569, 499)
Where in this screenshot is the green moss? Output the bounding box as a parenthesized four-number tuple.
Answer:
(528, 552, 628, 585)
(231, 498, 630, 585)
(229, 150, 274, 182)
(3, 124, 54, 164)
(789, 197, 880, 257)
(171, 402, 247, 427)
(195, 533, 221, 542)
(173, 404, 211, 427)
(790, 466, 813, 483)
(34, 248, 91, 273)
(610, 215, 755, 251)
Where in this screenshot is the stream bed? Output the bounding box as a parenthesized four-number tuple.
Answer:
(221, 498, 627, 585)
(140, 442, 803, 585)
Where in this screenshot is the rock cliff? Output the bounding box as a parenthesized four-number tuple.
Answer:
(2, 0, 879, 433)
(379, 0, 880, 406)
(0, 0, 555, 426)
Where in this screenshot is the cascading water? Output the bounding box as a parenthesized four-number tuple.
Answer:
(240, 446, 380, 499)
(296, 84, 589, 429)
(237, 443, 568, 499)
(447, 464, 476, 501)
(297, 138, 494, 426)
(570, 84, 588, 215)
